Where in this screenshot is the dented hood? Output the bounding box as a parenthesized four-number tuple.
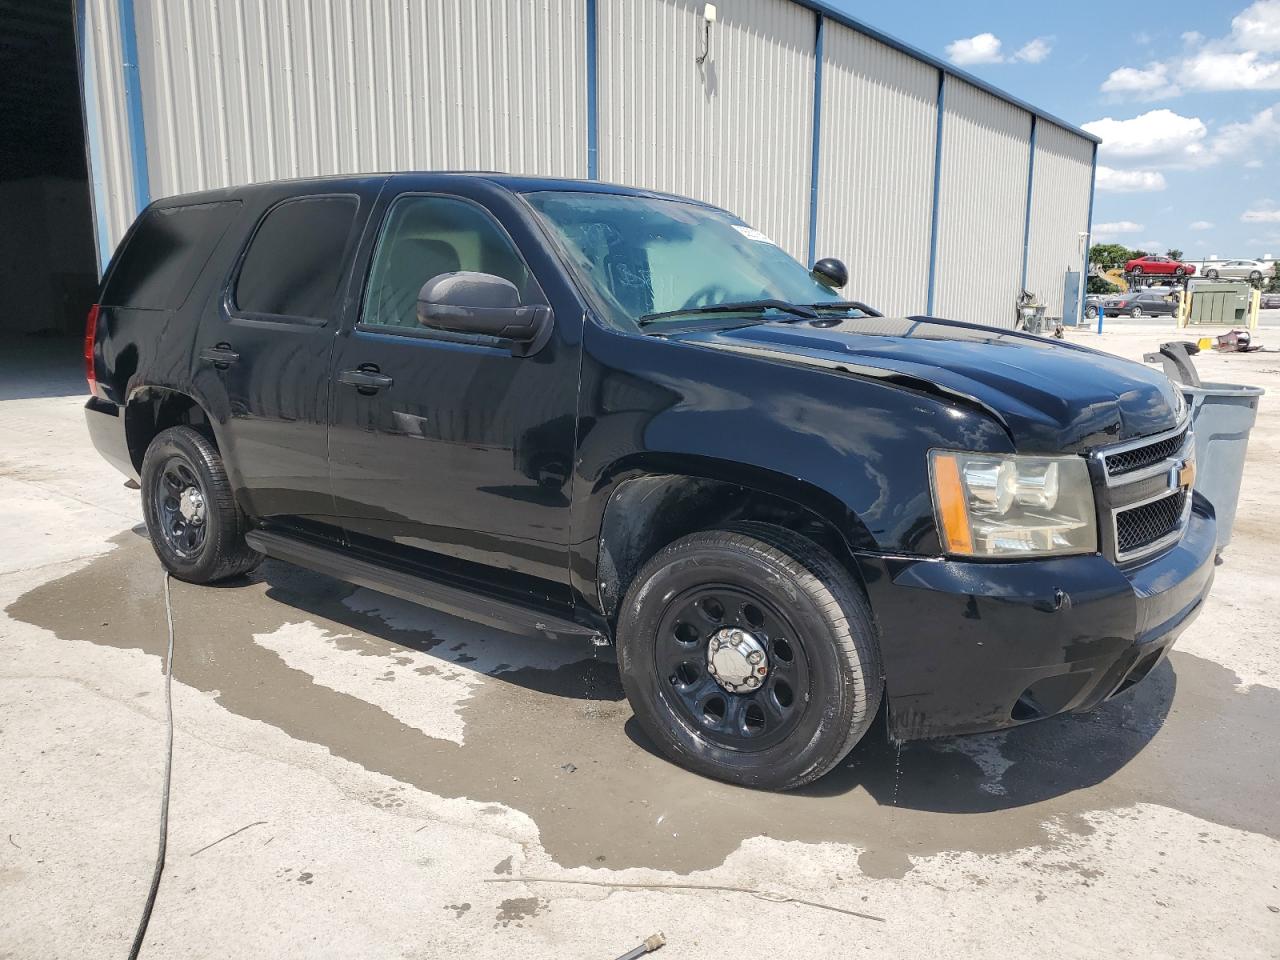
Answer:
(672, 314, 1184, 452)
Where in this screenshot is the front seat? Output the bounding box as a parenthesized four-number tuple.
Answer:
(372, 238, 461, 328)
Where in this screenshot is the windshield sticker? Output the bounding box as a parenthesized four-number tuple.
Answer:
(732, 224, 775, 245)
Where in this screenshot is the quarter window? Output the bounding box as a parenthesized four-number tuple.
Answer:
(235, 195, 358, 319)
(105, 201, 241, 310)
(361, 195, 541, 330)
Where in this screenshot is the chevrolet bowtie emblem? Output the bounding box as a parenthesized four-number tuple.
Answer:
(1172, 458, 1196, 491)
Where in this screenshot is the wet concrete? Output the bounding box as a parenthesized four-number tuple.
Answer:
(9, 528, 1279, 878)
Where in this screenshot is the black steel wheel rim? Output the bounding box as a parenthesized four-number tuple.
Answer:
(154, 455, 208, 559)
(654, 585, 811, 752)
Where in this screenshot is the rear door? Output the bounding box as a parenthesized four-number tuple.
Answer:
(325, 180, 583, 600)
(192, 180, 383, 539)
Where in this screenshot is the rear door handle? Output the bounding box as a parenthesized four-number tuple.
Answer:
(338, 366, 394, 393)
(199, 343, 240, 368)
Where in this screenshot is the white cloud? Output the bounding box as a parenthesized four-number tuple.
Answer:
(1013, 37, 1052, 64)
(1242, 207, 1280, 222)
(1233, 0, 1280, 51)
(1139, 240, 1166, 251)
(1189, 221, 1215, 230)
(1094, 221, 1145, 235)
(1096, 166, 1167, 192)
(1083, 109, 1207, 162)
(1101, 62, 1174, 97)
(1182, 30, 1204, 46)
(946, 32, 1003, 65)
(1247, 158, 1265, 167)
(1179, 49, 1280, 90)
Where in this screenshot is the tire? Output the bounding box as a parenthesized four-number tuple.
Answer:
(1130, 307, 1143, 317)
(1206, 269, 1218, 279)
(1175, 267, 1185, 277)
(1251, 271, 1262, 281)
(617, 522, 883, 790)
(1085, 306, 1097, 319)
(1131, 265, 1143, 275)
(140, 426, 262, 583)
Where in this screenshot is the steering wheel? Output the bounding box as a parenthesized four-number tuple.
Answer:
(681, 283, 734, 310)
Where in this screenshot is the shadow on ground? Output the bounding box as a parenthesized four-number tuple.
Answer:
(9, 532, 1279, 877)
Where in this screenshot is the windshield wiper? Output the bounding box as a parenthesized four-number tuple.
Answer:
(800, 300, 882, 317)
(638, 299, 819, 326)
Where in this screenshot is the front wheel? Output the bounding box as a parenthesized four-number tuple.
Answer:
(1251, 271, 1262, 281)
(1175, 267, 1186, 276)
(617, 523, 883, 790)
(140, 426, 262, 583)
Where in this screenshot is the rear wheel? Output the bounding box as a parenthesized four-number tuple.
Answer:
(1131, 306, 1144, 317)
(1085, 305, 1098, 319)
(140, 426, 261, 583)
(617, 523, 882, 790)
(1131, 265, 1143, 275)
(1206, 269, 1218, 279)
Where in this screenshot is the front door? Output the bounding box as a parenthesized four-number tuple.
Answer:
(326, 187, 581, 601)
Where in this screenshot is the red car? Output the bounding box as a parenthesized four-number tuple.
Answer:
(1124, 255, 1196, 277)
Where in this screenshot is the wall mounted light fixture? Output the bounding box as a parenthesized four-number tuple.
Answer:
(696, 4, 717, 65)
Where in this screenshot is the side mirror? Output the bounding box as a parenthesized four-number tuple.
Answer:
(416, 271, 550, 342)
(811, 257, 848, 290)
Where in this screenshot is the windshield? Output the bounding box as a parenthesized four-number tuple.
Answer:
(525, 190, 846, 329)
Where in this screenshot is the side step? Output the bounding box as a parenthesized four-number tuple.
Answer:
(245, 530, 601, 643)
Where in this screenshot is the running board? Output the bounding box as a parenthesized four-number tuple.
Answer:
(245, 530, 601, 643)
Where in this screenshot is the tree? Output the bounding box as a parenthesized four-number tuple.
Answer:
(1088, 243, 1132, 272)
(1088, 276, 1120, 294)
(1166, 248, 1184, 261)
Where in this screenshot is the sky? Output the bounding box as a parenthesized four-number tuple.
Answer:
(827, 0, 1280, 260)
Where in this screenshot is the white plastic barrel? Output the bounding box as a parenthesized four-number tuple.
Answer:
(1182, 382, 1265, 552)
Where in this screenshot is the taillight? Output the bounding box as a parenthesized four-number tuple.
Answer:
(84, 303, 103, 398)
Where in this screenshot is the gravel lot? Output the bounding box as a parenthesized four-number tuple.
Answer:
(2, 320, 1278, 959)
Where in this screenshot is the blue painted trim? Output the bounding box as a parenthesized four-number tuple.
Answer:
(783, 0, 1099, 144)
(118, 0, 151, 210)
(76, 0, 113, 275)
(585, 0, 599, 179)
(806, 13, 825, 268)
(1020, 115, 1037, 291)
(1081, 140, 1098, 328)
(925, 71, 946, 315)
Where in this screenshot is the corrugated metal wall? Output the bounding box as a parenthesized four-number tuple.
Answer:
(81, 0, 1096, 326)
(1026, 120, 1094, 321)
(597, 0, 815, 261)
(82, 0, 137, 254)
(933, 78, 1032, 327)
(815, 22, 937, 317)
(111, 0, 586, 249)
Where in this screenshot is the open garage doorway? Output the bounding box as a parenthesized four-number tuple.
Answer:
(0, 0, 98, 380)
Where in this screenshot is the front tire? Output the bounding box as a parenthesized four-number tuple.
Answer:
(617, 523, 883, 790)
(140, 426, 262, 583)
(1175, 267, 1186, 277)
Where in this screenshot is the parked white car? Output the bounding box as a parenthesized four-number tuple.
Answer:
(1201, 259, 1274, 280)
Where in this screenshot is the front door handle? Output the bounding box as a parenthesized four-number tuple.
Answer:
(199, 343, 240, 368)
(338, 365, 394, 393)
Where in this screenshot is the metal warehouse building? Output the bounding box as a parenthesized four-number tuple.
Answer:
(37, 0, 1097, 332)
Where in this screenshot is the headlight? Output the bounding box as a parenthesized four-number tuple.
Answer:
(929, 450, 1097, 558)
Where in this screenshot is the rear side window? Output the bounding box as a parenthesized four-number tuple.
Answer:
(104, 201, 241, 310)
(235, 195, 358, 320)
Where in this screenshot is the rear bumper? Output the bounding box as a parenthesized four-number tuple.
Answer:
(859, 496, 1216, 741)
(85, 397, 138, 482)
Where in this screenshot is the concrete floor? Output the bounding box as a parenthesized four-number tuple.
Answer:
(1, 322, 1278, 958)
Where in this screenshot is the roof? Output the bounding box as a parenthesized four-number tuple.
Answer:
(795, 1, 1102, 145)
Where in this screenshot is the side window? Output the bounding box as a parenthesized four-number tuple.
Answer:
(235, 195, 358, 320)
(361, 194, 542, 330)
(104, 201, 241, 310)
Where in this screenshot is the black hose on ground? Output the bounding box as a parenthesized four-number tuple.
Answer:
(127, 572, 175, 960)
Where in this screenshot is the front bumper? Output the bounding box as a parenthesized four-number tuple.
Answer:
(858, 495, 1216, 741)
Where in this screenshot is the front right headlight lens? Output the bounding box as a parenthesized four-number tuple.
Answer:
(929, 450, 1097, 558)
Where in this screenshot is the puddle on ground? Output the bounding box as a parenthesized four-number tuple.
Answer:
(8, 531, 1279, 877)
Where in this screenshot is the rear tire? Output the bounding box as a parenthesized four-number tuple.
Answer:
(140, 426, 262, 583)
(1131, 307, 1143, 317)
(1206, 269, 1218, 279)
(1131, 265, 1143, 275)
(1085, 306, 1097, 319)
(617, 522, 883, 790)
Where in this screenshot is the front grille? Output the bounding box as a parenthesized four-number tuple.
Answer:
(1104, 427, 1188, 476)
(1115, 490, 1186, 554)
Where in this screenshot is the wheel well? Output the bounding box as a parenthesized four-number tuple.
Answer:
(124, 388, 215, 471)
(596, 474, 863, 622)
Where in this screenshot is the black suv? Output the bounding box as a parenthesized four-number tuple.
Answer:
(85, 174, 1216, 790)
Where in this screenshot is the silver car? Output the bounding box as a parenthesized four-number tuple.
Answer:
(1201, 259, 1274, 281)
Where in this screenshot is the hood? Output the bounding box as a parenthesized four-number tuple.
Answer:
(672, 315, 1184, 452)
